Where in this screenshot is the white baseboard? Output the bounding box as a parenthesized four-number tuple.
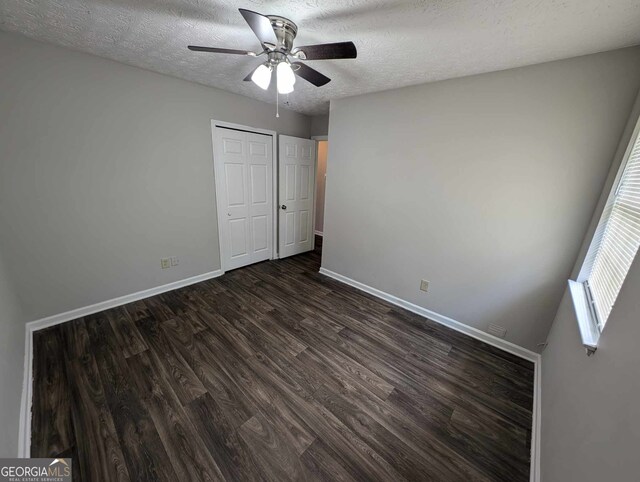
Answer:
(319, 267, 539, 362)
(314, 230, 323, 237)
(26, 269, 223, 332)
(17, 324, 33, 458)
(18, 268, 224, 457)
(318, 267, 542, 482)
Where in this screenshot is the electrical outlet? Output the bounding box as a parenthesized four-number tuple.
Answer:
(161, 258, 171, 269)
(420, 279, 430, 292)
(488, 323, 507, 339)
(170, 256, 179, 267)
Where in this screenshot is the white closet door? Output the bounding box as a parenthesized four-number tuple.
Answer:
(246, 132, 273, 264)
(214, 127, 273, 271)
(278, 135, 316, 259)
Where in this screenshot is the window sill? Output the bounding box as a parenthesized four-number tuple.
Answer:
(567, 280, 600, 355)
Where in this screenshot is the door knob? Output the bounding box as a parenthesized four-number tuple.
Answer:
(281, 205, 287, 210)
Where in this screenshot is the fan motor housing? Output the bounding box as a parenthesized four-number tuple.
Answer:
(267, 15, 298, 52)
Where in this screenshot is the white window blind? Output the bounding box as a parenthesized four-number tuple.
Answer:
(585, 127, 640, 330)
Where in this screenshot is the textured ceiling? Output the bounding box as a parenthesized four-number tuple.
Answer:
(1, 0, 640, 115)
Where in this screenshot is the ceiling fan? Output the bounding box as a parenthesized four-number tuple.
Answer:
(188, 8, 357, 95)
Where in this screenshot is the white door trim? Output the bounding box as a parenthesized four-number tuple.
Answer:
(312, 138, 327, 246)
(210, 120, 279, 272)
(312, 149, 317, 251)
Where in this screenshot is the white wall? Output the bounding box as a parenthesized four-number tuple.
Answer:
(0, 31, 310, 321)
(0, 248, 25, 457)
(310, 114, 329, 138)
(322, 47, 640, 351)
(539, 91, 640, 481)
(541, 255, 640, 481)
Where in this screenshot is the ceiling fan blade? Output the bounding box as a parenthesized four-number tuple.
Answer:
(293, 41, 357, 60)
(188, 46, 255, 56)
(292, 62, 331, 87)
(238, 8, 278, 46)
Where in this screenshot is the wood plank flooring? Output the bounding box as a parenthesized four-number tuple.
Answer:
(31, 236, 534, 481)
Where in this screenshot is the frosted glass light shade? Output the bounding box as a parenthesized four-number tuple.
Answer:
(251, 64, 272, 90)
(277, 62, 296, 94)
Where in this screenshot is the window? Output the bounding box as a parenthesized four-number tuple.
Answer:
(570, 117, 640, 354)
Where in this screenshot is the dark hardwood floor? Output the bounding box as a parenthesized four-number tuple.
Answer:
(31, 236, 534, 481)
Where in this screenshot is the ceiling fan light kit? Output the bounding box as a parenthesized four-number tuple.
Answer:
(188, 8, 357, 116)
(276, 62, 296, 94)
(251, 63, 272, 90)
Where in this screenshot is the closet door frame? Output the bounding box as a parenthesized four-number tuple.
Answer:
(211, 120, 278, 273)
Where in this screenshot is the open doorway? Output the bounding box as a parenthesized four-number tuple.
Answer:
(314, 139, 328, 237)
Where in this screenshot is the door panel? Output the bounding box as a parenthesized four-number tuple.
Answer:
(300, 165, 311, 200)
(222, 137, 243, 154)
(252, 215, 268, 252)
(250, 165, 268, 204)
(225, 164, 246, 206)
(285, 165, 296, 201)
(214, 127, 273, 271)
(246, 132, 273, 265)
(301, 143, 313, 161)
(229, 219, 248, 258)
(278, 135, 316, 259)
(284, 211, 295, 246)
(299, 210, 310, 243)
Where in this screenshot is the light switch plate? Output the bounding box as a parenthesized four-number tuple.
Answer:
(170, 256, 179, 267)
(420, 279, 429, 292)
(161, 258, 171, 269)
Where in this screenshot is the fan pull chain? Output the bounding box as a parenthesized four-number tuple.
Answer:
(276, 88, 280, 118)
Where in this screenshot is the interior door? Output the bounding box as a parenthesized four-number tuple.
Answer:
(214, 127, 273, 271)
(278, 135, 316, 258)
